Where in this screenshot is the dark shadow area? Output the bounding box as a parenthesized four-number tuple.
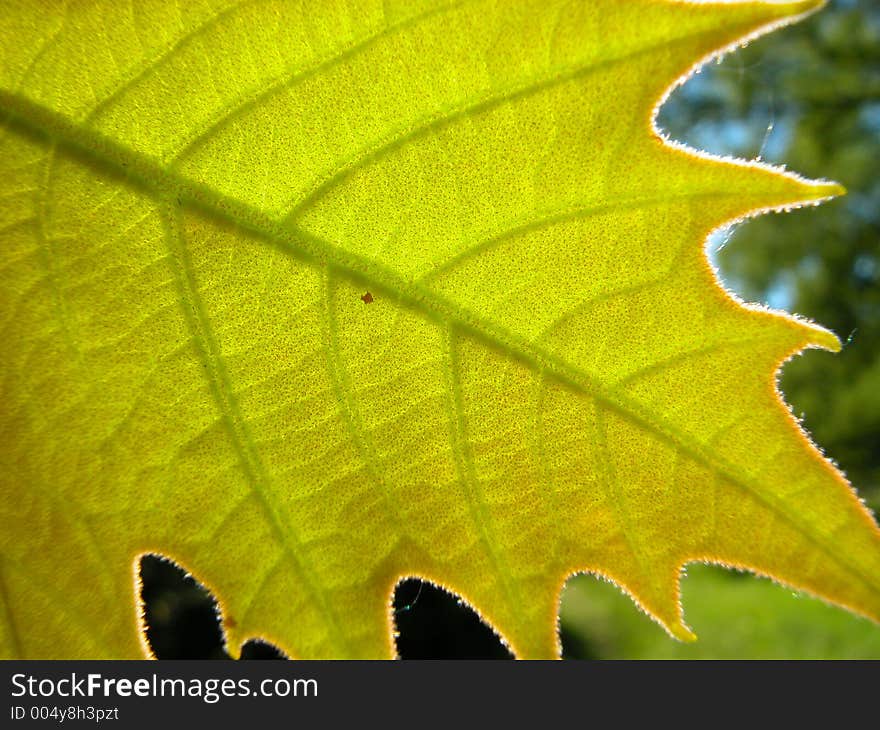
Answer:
(139, 555, 227, 659)
(139, 555, 285, 660)
(392, 579, 512, 659)
(239, 639, 286, 660)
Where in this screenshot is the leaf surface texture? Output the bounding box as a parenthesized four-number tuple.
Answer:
(1, 0, 878, 658)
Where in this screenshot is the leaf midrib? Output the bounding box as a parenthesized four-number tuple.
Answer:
(3, 90, 878, 604)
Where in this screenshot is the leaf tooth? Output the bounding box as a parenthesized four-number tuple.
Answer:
(786, 317, 842, 355)
(644, 587, 698, 643)
(670, 624, 697, 643)
(585, 566, 697, 644)
(734, 301, 842, 357)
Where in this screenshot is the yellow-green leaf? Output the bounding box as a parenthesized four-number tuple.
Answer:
(1, 0, 878, 659)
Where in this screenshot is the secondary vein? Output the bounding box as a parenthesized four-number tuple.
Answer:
(159, 199, 351, 655)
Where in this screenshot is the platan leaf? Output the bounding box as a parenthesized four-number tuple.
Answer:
(0, 0, 878, 659)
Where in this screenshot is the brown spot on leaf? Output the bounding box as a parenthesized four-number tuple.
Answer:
(361, 292, 374, 304)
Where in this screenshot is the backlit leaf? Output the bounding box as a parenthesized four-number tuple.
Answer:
(1, 0, 878, 659)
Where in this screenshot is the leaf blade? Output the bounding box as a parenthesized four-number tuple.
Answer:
(1, 0, 877, 659)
